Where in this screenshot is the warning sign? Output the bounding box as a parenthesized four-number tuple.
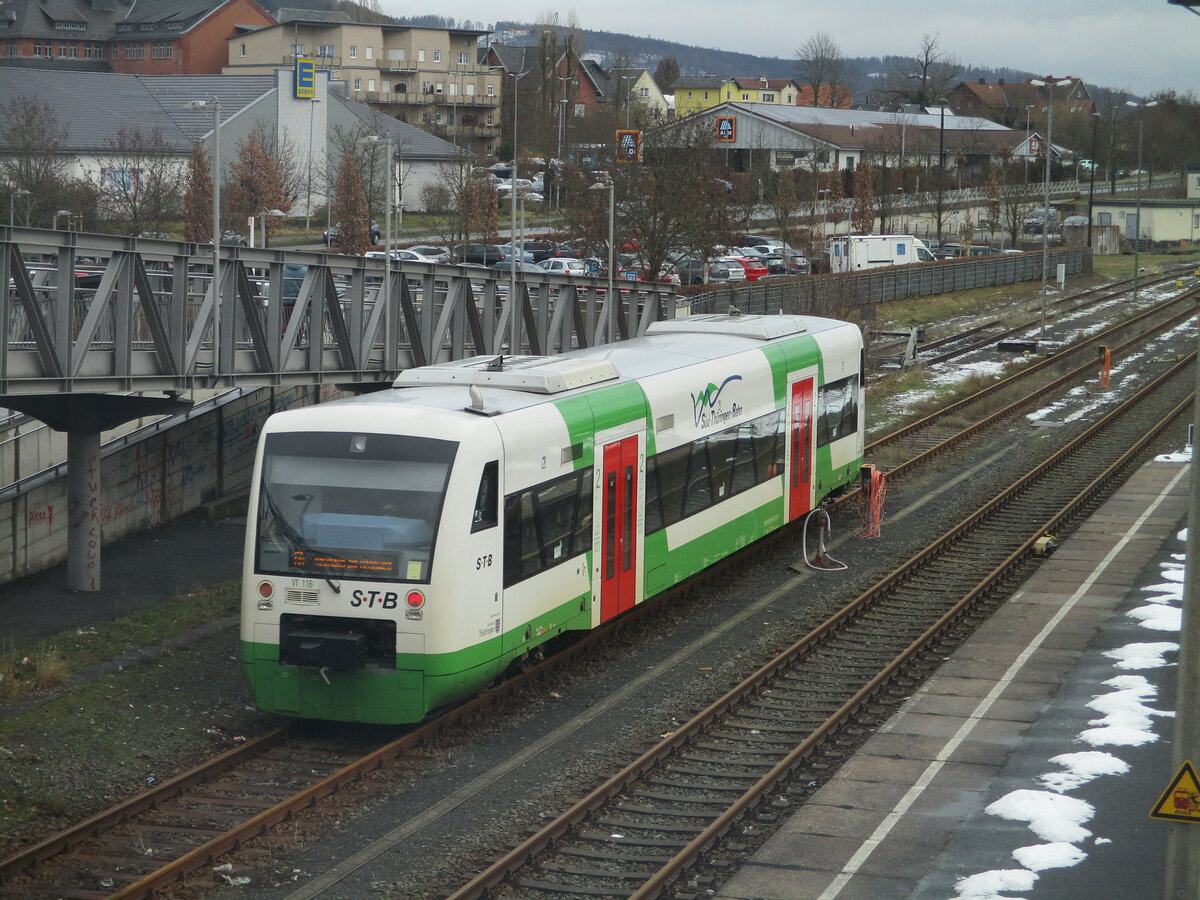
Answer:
(1150, 760, 1200, 823)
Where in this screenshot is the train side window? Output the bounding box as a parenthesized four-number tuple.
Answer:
(753, 409, 785, 480)
(682, 441, 713, 517)
(644, 458, 662, 533)
(650, 444, 690, 532)
(472, 460, 498, 532)
(817, 377, 858, 447)
(729, 424, 758, 494)
(572, 470, 593, 554)
(534, 472, 579, 564)
(707, 431, 736, 500)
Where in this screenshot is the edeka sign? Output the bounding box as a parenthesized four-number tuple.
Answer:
(295, 58, 316, 99)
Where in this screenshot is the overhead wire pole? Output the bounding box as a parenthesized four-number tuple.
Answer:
(1030, 78, 1071, 341)
(1160, 11, 1197, 899)
(1126, 99, 1157, 306)
(508, 70, 527, 356)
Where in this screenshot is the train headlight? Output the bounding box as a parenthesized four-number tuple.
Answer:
(257, 580, 275, 610)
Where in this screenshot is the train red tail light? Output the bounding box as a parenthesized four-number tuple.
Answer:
(405, 590, 425, 610)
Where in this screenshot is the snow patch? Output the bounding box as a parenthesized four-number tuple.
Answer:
(1012, 841, 1087, 871)
(985, 790, 1094, 842)
(1038, 751, 1129, 792)
(1126, 603, 1182, 632)
(1103, 641, 1178, 670)
(954, 868, 1039, 898)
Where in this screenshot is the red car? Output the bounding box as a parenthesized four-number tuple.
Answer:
(723, 256, 768, 281)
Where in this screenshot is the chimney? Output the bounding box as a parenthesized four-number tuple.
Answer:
(760, 74, 767, 84)
(979, 76, 986, 84)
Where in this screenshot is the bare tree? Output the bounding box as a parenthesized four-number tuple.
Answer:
(97, 127, 183, 235)
(794, 32, 852, 107)
(0, 96, 74, 227)
(228, 121, 300, 241)
(882, 32, 960, 106)
(851, 156, 875, 234)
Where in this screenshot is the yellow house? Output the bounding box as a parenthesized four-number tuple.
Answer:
(671, 75, 801, 118)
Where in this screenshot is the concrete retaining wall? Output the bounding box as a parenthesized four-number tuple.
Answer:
(0, 384, 341, 584)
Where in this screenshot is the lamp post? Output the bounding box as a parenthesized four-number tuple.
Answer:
(186, 97, 220, 375)
(359, 133, 395, 369)
(817, 188, 831, 246)
(1126, 99, 1158, 305)
(1024, 104, 1034, 183)
(507, 70, 528, 354)
(8, 188, 30, 229)
(1031, 78, 1071, 340)
(936, 99, 947, 243)
(1087, 111, 1100, 249)
(620, 74, 636, 129)
(257, 208, 285, 249)
(53, 209, 72, 231)
(304, 97, 321, 235)
(590, 179, 615, 344)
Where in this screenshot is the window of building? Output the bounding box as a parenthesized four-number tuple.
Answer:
(318, 44, 334, 58)
(486, 113, 494, 125)
(640, 86, 648, 98)
(382, 81, 390, 92)
(486, 83, 494, 96)
(33, 41, 49, 56)
(741, 93, 749, 101)
(367, 78, 375, 92)
(291, 43, 304, 56)
(448, 82, 458, 96)
(123, 42, 144, 59)
(57, 43, 67, 57)
(704, 91, 710, 99)
(151, 41, 172, 58)
(353, 77, 362, 91)
(418, 48, 425, 62)
(393, 48, 405, 61)
(458, 51, 469, 64)
(365, 46, 373, 59)
(762, 92, 774, 102)
(465, 83, 475, 96)
(349, 45, 357, 59)
(240, 43, 246, 58)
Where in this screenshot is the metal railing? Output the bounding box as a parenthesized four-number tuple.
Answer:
(0, 229, 677, 395)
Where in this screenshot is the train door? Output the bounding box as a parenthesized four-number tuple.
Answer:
(787, 377, 815, 521)
(599, 434, 639, 622)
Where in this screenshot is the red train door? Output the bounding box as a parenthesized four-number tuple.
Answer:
(788, 377, 814, 521)
(600, 435, 639, 622)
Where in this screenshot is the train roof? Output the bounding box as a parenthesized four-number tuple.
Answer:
(358, 314, 855, 416)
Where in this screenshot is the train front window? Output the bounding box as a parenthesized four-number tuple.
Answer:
(256, 432, 458, 583)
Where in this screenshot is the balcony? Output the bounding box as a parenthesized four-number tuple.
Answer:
(283, 53, 342, 67)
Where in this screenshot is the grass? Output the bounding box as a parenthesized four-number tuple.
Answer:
(0, 578, 240, 701)
(1092, 249, 1200, 280)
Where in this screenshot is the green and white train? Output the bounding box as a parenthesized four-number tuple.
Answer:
(241, 314, 865, 724)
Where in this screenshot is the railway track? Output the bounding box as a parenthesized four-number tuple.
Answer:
(442, 354, 1196, 900)
(2, 285, 1194, 898)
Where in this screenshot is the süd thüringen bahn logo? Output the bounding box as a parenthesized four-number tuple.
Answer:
(691, 375, 743, 428)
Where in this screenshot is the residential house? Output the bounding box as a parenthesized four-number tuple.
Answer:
(670, 75, 726, 118)
(947, 76, 1094, 129)
(0, 0, 275, 75)
(673, 75, 853, 118)
(1090, 197, 1200, 245)
(226, 13, 501, 157)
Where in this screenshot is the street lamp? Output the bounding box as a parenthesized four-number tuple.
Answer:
(1087, 111, 1100, 249)
(304, 97, 322, 235)
(817, 188, 831, 245)
(1024, 104, 1034, 183)
(1126, 99, 1159, 305)
(257, 208, 285, 249)
(8, 188, 30, 229)
(619, 74, 637, 129)
(507, 70, 528, 354)
(186, 97, 221, 374)
(53, 209, 73, 231)
(359, 132, 396, 369)
(936, 99, 948, 243)
(1031, 77, 1072, 340)
(590, 179, 615, 344)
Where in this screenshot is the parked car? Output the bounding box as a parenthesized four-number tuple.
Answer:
(538, 257, 587, 276)
(491, 260, 544, 272)
(453, 243, 505, 265)
(221, 230, 247, 247)
(523, 240, 570, 262)
(1061, 215, 1089, 228)
(721, 255, 768, 281)
(676, 258, 732, 285)
(713, 256, 746, 281)
(324, 221, 381, 245)
(364, 249, 439, 263)
(619, 264, 681, 285)
(1022, 208, 1059, 235)
(404, 244, 450, 263)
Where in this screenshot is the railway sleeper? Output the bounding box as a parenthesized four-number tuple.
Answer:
(576, 830, 690, 848)
(514, 876, 635, 896)
(633, 789, 735, 806)
(674, 752, 775, 769)
(707, 727, 807, 745)
(205, 779, 304, 796)
(553, 843, 676, 863)
(118, 822, 225, 840)
(664, 763, 763, 781)
(53, 850, 163, 871)
(720, 718, 821, 735)
(595, 817, 705, 836)
(539, 861, 661, 880)
(613, 802, 722, 820)
(693, 740, 796, 757)
(646, 776, 749, 793)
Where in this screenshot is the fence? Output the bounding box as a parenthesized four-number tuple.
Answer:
(686, 248, 1093, 317)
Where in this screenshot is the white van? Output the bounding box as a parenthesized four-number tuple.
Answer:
(828, 235, 934, 273)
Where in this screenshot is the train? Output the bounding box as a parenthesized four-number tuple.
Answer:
(240, 313, 865, 724)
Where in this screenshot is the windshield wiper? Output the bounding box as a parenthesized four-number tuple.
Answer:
(262, 489, 341, 594)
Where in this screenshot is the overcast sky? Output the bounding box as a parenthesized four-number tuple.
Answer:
(383, 0, 1197, 99)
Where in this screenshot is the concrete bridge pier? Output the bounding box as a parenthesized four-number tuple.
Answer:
(0, 393, 191, 591)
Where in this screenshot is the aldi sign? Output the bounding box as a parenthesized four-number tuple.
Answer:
(616, 129, 642, 163)
(716, 117, 736, 142)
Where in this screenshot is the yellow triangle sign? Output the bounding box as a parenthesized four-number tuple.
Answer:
(1150, 760, 1200, 823)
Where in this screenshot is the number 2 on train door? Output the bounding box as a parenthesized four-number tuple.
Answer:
(600, 435, 638, 622)
(788, 378, 814, 521)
